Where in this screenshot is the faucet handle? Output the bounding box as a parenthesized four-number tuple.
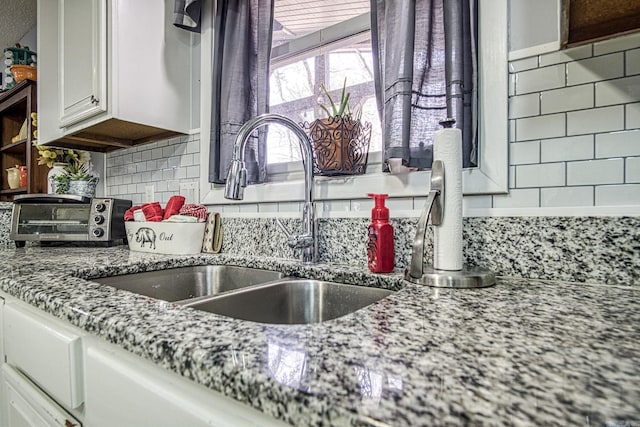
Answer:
(275, 218, 313, 250)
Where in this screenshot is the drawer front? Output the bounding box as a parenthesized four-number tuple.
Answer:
(2, 365, 82, 427)
(3, 302, 84, 409)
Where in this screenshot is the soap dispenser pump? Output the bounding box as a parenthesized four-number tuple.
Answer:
(367, 193, 395, 273)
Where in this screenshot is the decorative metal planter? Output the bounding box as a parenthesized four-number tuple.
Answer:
(303, 116, 372, 176)
(67, 180, 97, 198)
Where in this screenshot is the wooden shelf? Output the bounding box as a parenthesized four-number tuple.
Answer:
(0, 187, 27, 195)
(1, 138, 28, 154)
(0, 80, 48, 201)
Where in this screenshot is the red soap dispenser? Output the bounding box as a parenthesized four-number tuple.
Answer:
(367, 193, 395, 273)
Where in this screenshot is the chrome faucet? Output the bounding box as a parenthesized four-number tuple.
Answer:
(224, 113, 318, 264)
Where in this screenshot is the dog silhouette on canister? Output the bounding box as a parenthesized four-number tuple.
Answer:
(135, 227, 156, 249)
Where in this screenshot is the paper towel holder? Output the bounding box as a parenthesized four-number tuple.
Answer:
(404, 123, 495, 288)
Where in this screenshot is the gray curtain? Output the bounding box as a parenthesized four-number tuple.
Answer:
(173, 0, 202, 33)
(371, 0, 477, 170)
(209, 0, 274, 184)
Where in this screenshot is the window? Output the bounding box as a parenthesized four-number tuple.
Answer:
(200, 0, 508, 205)
(267, 2, 380, 165)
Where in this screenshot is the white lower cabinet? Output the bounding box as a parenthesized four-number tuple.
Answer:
(2, 365, 81, 427)
(84, 338, 288, 427)
(0, 293, 288, 427)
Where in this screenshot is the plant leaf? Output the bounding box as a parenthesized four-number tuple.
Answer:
(320, 83, 338, 116)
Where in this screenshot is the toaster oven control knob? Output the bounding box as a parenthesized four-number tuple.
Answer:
(95, 203, 106, 212)
(92, 228, 105, 238)
(94, 215, 105, 225)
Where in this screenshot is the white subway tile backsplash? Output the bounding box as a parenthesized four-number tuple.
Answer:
(627, 48, 640, 76)
(132, 152, 142, 163)
(385, 197, 413, 212)
(516, 162, 565, 188)
(167, 180, 180, 192)
(462, 195, 492, 209)
(509, 119, 516, 142)
(167, 156, 180, 168)
(540, 84, 593, 114)
(516, 113, 565, 141)
(141, 150, 152, 161)
(627, 103, 640, 129)
(151, 148, 163, 160)
(492, 188, 539, 208)
(135, 163, 146, 173)
(509, 165, 516, 189)
(566, 53, 624, 86)
(510, 141, 540, 165)
(187, 165, 200, 178)
(180, 154, 194, 167)
(258, 203, 279, 213)
(155, 181, 168, 192)
(509, 93, 540, 118)
(594, 32, 640, 56)
(278, 202, 301, 212)
(322, 200, 351, 212)
(567, 158, 624, 185)
(239, 204, 258, 213)
(595, 75, 640, 107)
(539, 44, 592, 67)
(509, 56, 538, 72)
(567, 105, 624, 135)
(122, 175, 132, 185)
(509, 73, 516, 97)
(162, 169, 174, 181)
(174, 168, 186, 179)
(187, 140, 200, 154)
(540, 186, 593, 207)
(132, 174, 141, 184)
(595, 130, 640, 158)
(627, 157, 640, 183)
(540, 135, 594, 162)
(515, 64, 565, 94)
(595, 184, 640, 205)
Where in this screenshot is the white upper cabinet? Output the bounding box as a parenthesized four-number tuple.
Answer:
(59, 0, 107, 127)
(38, 0, 194, 152)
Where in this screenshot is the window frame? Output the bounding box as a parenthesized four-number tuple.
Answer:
(199, 0, 508, 205)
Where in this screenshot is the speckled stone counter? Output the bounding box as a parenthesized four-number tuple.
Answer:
(0, 202, 12, 248)
(0, 246, 638, 426)
(222, 216, 640, 286)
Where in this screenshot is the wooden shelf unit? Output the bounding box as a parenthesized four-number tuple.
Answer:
(0, 80, 48, 201)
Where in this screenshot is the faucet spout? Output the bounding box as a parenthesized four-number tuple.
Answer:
(224, 114, 318, 264)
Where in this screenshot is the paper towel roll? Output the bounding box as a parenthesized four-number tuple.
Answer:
(433, 127, 463, 271)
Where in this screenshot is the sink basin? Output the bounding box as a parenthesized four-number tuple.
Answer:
(93, 265, 285, 302)
(183, 279, 393, 324)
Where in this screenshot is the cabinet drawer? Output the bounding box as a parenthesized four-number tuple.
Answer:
(2, 365, 82, 427)
(3, 302, 84, 409)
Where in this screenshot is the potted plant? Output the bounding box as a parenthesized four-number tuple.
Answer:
(54, 162, 99, 197)
(303, 78, 372, 176)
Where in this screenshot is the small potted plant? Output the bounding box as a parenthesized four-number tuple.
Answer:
(303, 78, 372, 176)
(55, 162, 99, 197)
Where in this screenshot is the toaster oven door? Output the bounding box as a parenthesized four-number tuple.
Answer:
(13, 204, 91, 240)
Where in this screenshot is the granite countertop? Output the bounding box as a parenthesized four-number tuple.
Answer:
(0, 246, 638, 426)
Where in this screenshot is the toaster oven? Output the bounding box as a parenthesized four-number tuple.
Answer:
(10, 194, 132, 247)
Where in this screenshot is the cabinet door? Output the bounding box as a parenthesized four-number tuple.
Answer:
(58, 0, 107, 127)
(2, 365, 82, 427)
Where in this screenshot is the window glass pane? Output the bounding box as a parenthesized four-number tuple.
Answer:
(268, 39, 381, 164)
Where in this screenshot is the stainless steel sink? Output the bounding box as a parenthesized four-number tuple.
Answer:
(182, 279, 393, 324)
(93, 265, 285, 302)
